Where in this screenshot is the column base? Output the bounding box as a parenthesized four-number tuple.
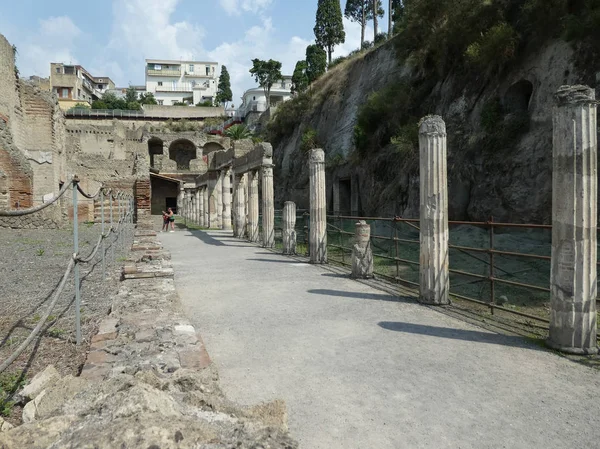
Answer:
(546, 339, 599, 355)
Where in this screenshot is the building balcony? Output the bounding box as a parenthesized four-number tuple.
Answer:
(156, 83, 194, 93)
(184, 72, 214, 78)
(147, 69, 181, 77)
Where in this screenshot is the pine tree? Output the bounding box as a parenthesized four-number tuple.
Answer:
(216, 66, 233, 107)
(314, 0, 346, 65)
(291, 61, 309, 94)
(344, 0, 384, 47)
(305, 45, 327, 83)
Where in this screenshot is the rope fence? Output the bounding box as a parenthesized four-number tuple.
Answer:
(0, 175, 135, 374)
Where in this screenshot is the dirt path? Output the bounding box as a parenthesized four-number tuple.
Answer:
(162, 227, 600, 449)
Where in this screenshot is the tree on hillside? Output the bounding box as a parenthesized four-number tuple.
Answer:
(216, 65, 233, 107)
(373, 0, 379, 40)
(139, 92, 158, 105)
(249, 59, 283, 108)
(344, 0, 384, 47)
(125, 86, 138, 103)
(291, 60, 309, 94)
(391, 0, 404, 34)
(305, 44, 327, 83)
(314, 0, 346, 65)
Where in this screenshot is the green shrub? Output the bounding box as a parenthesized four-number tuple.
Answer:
(196, 100, 213, 107)
(374, 32, 388, 45)
(300, 127, 319, 153)
(224, 124, 253, 140)
(465, 22, 520, 73)
(328, 56, 348, 69)
(266, 91, 312, 144)
(0, 372, 25, 417)
(390, 122, 419, 159)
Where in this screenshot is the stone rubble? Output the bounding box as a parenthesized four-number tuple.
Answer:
(0, 228, 298, 449)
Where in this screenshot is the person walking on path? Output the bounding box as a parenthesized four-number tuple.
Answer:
(167, 207, 175, 232)
(161, 210, 169, 232)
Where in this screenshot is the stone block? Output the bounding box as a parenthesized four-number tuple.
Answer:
(0, 417, 14, 432)
(177, 348, 211, 370)
(20, 365, 60, 401)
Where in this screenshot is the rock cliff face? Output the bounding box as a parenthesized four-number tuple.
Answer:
(272, 38, 598, 224)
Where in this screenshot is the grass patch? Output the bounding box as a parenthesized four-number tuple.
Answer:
(0, 372, 26, 417)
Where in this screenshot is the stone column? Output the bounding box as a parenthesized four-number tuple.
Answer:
(261, 165, 275, 248)
(177, 187, 184, 217)
(217, 170, 223, 229)
(548, 85, 598, 354)
(283, 201, 297, 255)
(203, 186, 209, 228)
(222, 167, 232, 230)
(418, 116, 450, 305)
(192, 191, 197, 225)
(234, 174, 246, 238)
(247, 170, 260, 242)
(197, 188, 203, 227)
(309, 148, 327, 263)
(208, 173, 219, 228)
(352, 220, 373, 279)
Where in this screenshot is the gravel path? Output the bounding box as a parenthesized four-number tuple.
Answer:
(0, 223, 133, 425)
(162, 228, 600, 449)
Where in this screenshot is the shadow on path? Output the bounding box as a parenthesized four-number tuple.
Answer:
(378, 321, 544, 350)
(184, 232, 226, 246)
(308, 288, 412, 303)
(246, 258, 305, 264)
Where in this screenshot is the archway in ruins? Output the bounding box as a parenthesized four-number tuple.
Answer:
(168, 139, 197, 171)
(203, 142, 225, 156)
(148, 137, 164, 169)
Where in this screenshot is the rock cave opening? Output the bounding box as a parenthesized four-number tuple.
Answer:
(504, 80, 534, 114)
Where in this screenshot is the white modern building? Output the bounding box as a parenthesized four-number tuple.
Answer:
(145, 59, 219, 106)
(237, 75, 293, 118)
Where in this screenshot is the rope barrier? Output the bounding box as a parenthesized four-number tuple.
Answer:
(0, 258, 75, 374)
(76, 184, 103, 200)
(0, 181, 71, 217)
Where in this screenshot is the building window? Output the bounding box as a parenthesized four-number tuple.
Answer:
(155, 64, 162, 70)
(62, 88, 69, 98)
(158, 81, 163, 86)
(253, 96, 256, 101)
(77, 89, 81, 98)
(205, 65, 210, 76)
(55, 67, 61, 74)
(281, 81, 286, 88)
(189, 64, 194, 72)
(158, 100, 163, 105)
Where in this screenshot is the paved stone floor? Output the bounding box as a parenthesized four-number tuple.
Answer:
(160, 227, 600, 449)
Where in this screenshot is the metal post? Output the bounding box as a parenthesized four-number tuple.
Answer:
(110, 193, 114, 262)
(101, 189, 106, 280)
(339, 217, 344, 265)
(72, 177, 81, 346)
(489, 217, 495, 315)
(394, 220, 400, 279)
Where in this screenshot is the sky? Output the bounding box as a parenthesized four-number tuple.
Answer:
(0, 0, 392, 107)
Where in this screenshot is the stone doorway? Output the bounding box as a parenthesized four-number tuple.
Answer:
(150, 174, 179, 215)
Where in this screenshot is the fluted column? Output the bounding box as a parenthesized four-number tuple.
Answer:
(309, 149, 327, 263)
(548, 85, 598, 354)
(234, 173, 246, 238)
(222, 167, 232, 230)
(352, 220, 373, 279)
(208, 173, 219, 228)
(419, 115, 450, 305)
(203, 186, 209, 228)
(217, 170, 223, 229)
(197, 188, 203, 227)
(283, 201, 297, 255)
(247, 170, 260, 242)
(191, 191, 197, 225)
(177, 187, 184, 217)
(261, 165, 275, 248)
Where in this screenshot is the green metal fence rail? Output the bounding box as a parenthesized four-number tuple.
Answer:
(324, 214, 599, 335)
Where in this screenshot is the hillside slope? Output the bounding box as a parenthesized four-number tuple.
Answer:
(269, 35, 597, 223)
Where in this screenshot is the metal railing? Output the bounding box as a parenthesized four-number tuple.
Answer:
(324, 214, 599, 332)
(0, 177, 135, 373)
(65, 109, 146, 118)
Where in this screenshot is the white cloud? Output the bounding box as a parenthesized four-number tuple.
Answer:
(219, 0, 273, 16)
(16, 16, 82, 77)
(208, 18, 310, 106)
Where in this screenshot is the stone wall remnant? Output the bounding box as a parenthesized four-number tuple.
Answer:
(351, 220, 373, 279)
